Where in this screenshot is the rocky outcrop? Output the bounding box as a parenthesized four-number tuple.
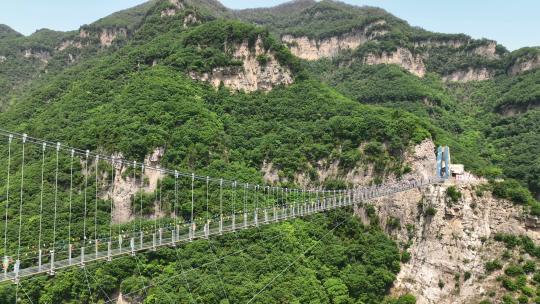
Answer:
(161, 0, 185, 17)
(262, 161, 280, 185)
(508, 55, 540, 75)
(414, 39, 468, 49)
(281, 20, 387, 60)
(499, 102, 540, 117)
(23, 49, 51, 63)
(78, 27, 127, 47)
(442, 67, 494, 82)
(183, 13, 199, 28)
(190, 37, 293, 92)
(364, 47, 426, 77)
(472, 41, 499, 59)
(99, 28, 127, 47)
(0, 55, 6, 63)
(352, 139, 537, 303)
(56, 40, 83, 51)
(161, 8, 178, 17)
(109, 148, 166, 224)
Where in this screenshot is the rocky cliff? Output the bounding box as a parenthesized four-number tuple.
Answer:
(442, 67, 495, 82)
(508, 55, 540, 75)
(352, 140, 539, 303)
(190, 37, 293, 92)
(364, 47, 426, 77)
(23, 49, 51, 63)
(281, 20, 387, 61)
(106, 148, 166, 224)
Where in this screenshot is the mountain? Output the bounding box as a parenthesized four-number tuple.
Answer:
(0, 24, 22, 40)
(0, 0, 538, 303)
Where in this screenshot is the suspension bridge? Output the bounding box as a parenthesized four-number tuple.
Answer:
(0, 128, 444, 284)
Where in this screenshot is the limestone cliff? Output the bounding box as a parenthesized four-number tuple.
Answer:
(281, 20, 387, 61)
(78, 27, 127, 47)
(106, 148, 166, 224)
(56, 40, 83, 51)
(352, 140, 539, 303)
(414, 39, 468, 49)
(364, 47, 426, 77)
(189, 37, 293, 92)
(442, 67, 494, 82)
(472, 41, 499, 59)
(160, 0, 185, 17)
(508, 55, 540, 75)
(23, 49, 51, 63)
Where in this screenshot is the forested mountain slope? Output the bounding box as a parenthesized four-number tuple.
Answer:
(231, 0, 539, 199)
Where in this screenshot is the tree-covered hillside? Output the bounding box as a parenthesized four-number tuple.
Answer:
(0, 1, 437, 302)
(236, 0, 538, 199)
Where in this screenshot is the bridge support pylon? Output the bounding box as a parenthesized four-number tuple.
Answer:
(80, 247, 85, 266)
(107, 241, 112, 262)
(68, 244, 72, 265)
(49, 250, 55, 276)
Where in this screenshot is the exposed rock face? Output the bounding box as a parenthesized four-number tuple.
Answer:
(79, 29, 90, 39)
(414, 39, 468, 49)
(23, 49, 51, 63)
(472, 41, 499, 59)
(281, 20, 387, 60)
(161, 0, 185, 17)
(353, 139, 538, 303)
(183, 13, 199, 28)
(499, 102, 540, 117)
(0, 55, 6, 63)
(161, 8, 178, 17)
(56, 40, 83, 51)
(262, 161, 280, 185)
(364, 47, 426, 77)
(78, 28, 127, 47)
(442, 67, 494, 82)
(109, 148, 166, 224)
(508, 55, 540, 75)
(190, 37, 294, 92)
(99, 28, 127, 47)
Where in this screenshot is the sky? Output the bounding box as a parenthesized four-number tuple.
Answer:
(1, 0, 538, 50)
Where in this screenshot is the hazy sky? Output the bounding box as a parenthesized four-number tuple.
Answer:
(1, 0, 538, 50)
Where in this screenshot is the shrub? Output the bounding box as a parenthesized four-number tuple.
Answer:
(521, 285, 534, 297)
(518, 295, 528, 304)
(502, 295, 517, 304)
(438, 280, 444, 289)
(464, 271, 471, 281)
(505, 264, 524, 277)
(120, 276, 150, 302)
(523, 260, 536, 274)
(485, 260, 503, 273)
(502, 276, 518, 291)
(446, 186, 462, 204)
(396, 294, 416, 304)
(492, 179, 535, 205)
(425, 206, 437, 217)
(494, 233, 521, 249)
(256, 54, 270, 66)
(401, 251, 411, 263)
(532, 271, 540, 283)
(387, 216, 401, 230)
